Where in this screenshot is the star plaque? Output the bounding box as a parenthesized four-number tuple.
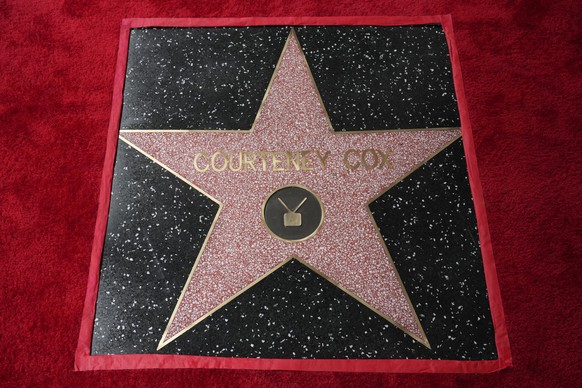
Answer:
(76, 17, 511, 373)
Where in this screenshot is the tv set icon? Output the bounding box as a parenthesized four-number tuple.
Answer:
(284, 211, 302, 227)
(279, 197, 307, 227)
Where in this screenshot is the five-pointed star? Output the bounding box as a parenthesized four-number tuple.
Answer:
(120, 30, 461, 349)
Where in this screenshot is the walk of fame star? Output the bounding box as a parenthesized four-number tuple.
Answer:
(120, 29, 461, 349)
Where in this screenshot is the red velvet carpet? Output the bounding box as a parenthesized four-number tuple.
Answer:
(1, 1, 580, 386)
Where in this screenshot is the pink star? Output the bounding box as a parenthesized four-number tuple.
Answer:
(121, 30, 460, 349)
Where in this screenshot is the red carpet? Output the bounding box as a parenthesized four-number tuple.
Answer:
(0, 1, 580, 386)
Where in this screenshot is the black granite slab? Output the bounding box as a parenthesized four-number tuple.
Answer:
(295, 25, 460, 130)
(92, 25, 495, 360)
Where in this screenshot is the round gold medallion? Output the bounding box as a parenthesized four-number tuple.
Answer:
(262, 185, 324, 242)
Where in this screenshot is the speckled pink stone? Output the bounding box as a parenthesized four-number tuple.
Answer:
(122, 33, 460, 345)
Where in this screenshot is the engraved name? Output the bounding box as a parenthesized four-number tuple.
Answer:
(193, 149, 390, 173)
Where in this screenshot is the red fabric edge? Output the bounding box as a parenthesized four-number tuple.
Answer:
(76, 354, 508, 373)
(74, 19, 130, 370)
(75, 15, 512, 373)
(441, 15, 513, 369)
(125, 15, 444, 28)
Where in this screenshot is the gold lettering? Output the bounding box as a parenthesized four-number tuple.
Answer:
(314, 150, 330, 170)
(301, 150, 314, 170)
(211, 152, 228, 172)
(228, 151, 243, 172)
(287, 152, 301, 171)
(195, 149, 388, 173)
(193, 152, 210, 173)
(257, 151, 270, 171)
(361, 149, 378, 170)
(377, 149, 390, 169)
(343, 149, 360, 170)
(244, 151, 257, 171)
(272, 152, 285, 171)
